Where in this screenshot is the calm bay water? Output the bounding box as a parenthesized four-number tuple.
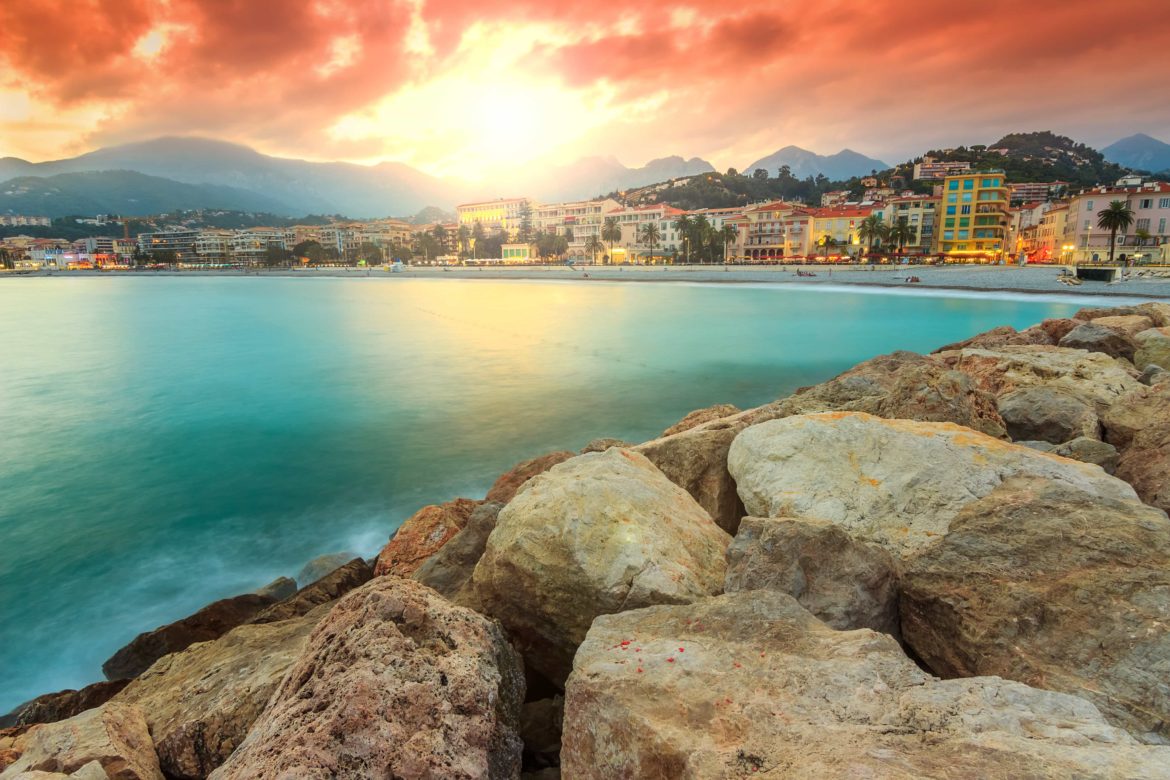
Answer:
(0, 276, 1092, 709)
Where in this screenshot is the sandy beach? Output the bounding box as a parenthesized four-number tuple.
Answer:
(6, 263, 1170, 299)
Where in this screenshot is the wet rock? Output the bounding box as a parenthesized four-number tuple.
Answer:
(997, 385, 1100, 443)
(1134, 326, 1170, 371)
(112, 607, 328, 779)
(484, 451, 575, 505)
(102, 593, 276, 680)
(208, 578, 525, 780)
(412, 502, 503, 603)
(472, 448, 730, 684)
(295, 551, 358, 585)
(252, 577, 296, 602)
(661, 404, 740, 436)
(0, 703, 163, 780)
(728, 412, 1139, 558)
(0, 682, 130, 729)
(724, 516, 898, 636)
(579, 438, 629, 454)
(901, 477, 1170, 743)
(1058, 322, 1138, 362)
(373, 499, 480, 577)
(561, 592, 1170, 779)
(248, 558, 371, 624)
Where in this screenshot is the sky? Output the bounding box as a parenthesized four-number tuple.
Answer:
(2, 0, 1169, 181)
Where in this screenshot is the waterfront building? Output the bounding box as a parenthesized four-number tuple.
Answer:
(195, 230, 234, 264)
(809, 206, 879, 258)
(456, 197, 536, 236)
(534, 198, 622, 258)
(913, 157, 971, 180)
(734, 201, 807, 262)
(936, 171, 1011, 261)
(138, 229, 200, 261)
(231, 227, 294, 265)
(1064, 181, 1170, 264)
(602, 203, 686, 262)
(880, 194, 940, 254)
(499, 243, 537, 264)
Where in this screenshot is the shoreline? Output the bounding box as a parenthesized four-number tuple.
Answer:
(5, 263, 1170, 300)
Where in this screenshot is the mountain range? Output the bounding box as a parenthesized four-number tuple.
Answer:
(743, 146, 890, 181)
(1102, 133, 1170, 174)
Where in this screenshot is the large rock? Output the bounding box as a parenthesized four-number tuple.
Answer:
(1058, 321, 1138, 361)
(472, 448, 730, 684)
(782, 351, 932, 412)
(295, 551, 358, 585)
(208, 578, 525, 780)
(0, 683, 131, 730)
(252, 577, 296, 602)
(1102, 383, 1170, 448)
(579, 438, 629, 454)
(373, 499, 480, 577)
(724, 516, 898, 636)
(633, 418, 747, 534)
(248, 558, 371, 624)
(997, 385, 1100, 443)
(901, 477, 1170, 743)
(484, 451, 575, 505)
(728, 412, 1140, 558)
(1020, 436, 1120, 474)
(1134, 326, 1170, 371)
(112, 607, 328, 779)
(661, 404, 740, 436)
(1091, 314, 1155, 336)
(0, 703, 163, 780)
(1116, 422, 1170, 512)
(1032, 317, 1081, 343)
(412, 502, 503, 602)
(1076, 303, 1170, 327)
(101, 593, 275, 680)
(939, 345, 1141, 414)
(560, 592, 1170, 779)
(933, 324, 1051, 352)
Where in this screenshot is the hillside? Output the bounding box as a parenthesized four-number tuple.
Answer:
(1102, 133, 1170, 174)
(907, 131, 1128, 187)
(0, 170, 295, 218)
(743, 146, 889, 181)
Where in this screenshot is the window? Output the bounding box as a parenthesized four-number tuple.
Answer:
(963, 179, 974, 190)
(947, 194, 958, 204)
(945, 218, 955, 228)
(1136, 218, 1151, 232)
(981, 178, 996, 187)
(962, 193, 973, 202)
(960, 205, 971, 214)
(948, 180, 959, 190)
(943, 230, 954, 240)
(959, 218, 970, 227)
(946, 205, 956, 215)
(1140, 199, 1153, 209)
(1084, 220, 1091, 230)
(1160, 219, 1166, 234)
(958, 230, 969, 240)
(1086, 201, 1094, 210)
(1160, 198, 1170, 209)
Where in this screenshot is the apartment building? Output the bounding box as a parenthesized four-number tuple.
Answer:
(809, 206, 879, 257)
(456, 197, 535, 235)
(138, 229, 200, 261)
(936, 171, 1011, 261)
(1065, 181, 1170, 263)
(601, 203, 686, 262)
(0, 215, 51, 227)
(230, 227, 294, 265)
(1009, 181, 1066, 204)
(194, 231, 233, 264)
(879, 195, 939, 253)
(913, 157, 971, 180)
(534, 198, 622, 255)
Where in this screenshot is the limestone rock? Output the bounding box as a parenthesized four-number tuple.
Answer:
(579, 438, 629, 454)
(724, 517, 898, 635)
(634, 418, 747, 534)
(1116, 422, 1170, 512)
(662, 404, 740, 436)
(208, 578, 525, 780)
(373, 499, 480, 577)
(1092, 314, 1155, 336)
(1074, 305, 1146, 322)
(102, 593, 275, 680)
(561, 592, 1170, 779)
(0, 703, 163, 780)
(997, 385, 1100, 443)
(783, 350, 932, 412)
(485, 451, 575, 505)
(1050, 436, 1120, 474)
(252, 577, 296, 602)
(0, 683, 130, 729)
(295, 551, 358, 585)
(901, 477, 1170, 743)
(412, 502, 503, 602)
(1102, 383, 1170, 448)
(112, 607, 327, 780)
(939, 345, 1141, 413)
(1032, 317, 1081, 343)
(1058, 321, 1138, 361)
(472, 448, 730, 684)
(728, 412, 1139, 558)
(1134, 326, 1170, 371)
(934, 324, 1051, 352)
(1137, 301, 1170, 327)
(248, 558, 371, 624)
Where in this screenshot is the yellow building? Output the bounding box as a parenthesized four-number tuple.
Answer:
(456, 197, 535, 236)
(937, 170, 1011, 261)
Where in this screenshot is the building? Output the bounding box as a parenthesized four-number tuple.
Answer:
(820, 191, 850, 207)
(1064, 181, 1170, 264)
(456, 197, 535, 236)
(0, 215, 51, 227)
(913, 157, 971, 180)
(231, 227, 294, 265)
(733, 201, 806, 262)
(138, 229, 200, 262)
(500, 243, 536, 264)
(880, 194, 940, 254)
(935, 171, 1011, 261)
(195, 231, 234, 264)
(534, 198, 622, 258)
(600, 203, 686, 262)
(809, 206, 880, 258)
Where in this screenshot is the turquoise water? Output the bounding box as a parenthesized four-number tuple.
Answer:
(0, 277, 1090, 710)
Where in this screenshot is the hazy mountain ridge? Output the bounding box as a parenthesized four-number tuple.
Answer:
(743, 145, 890, 181)
(1102, 133, 1170, 174)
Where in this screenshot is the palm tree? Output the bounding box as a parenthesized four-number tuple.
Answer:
(672, 215, 693, 262)
(457, 224, 471, 259)
(857, 215, 885, 262)
(887, 217, 917, 256)
(1097, 200, 1135, 265)
(639, 222, 661, 264)
(719, 224, 738, 263)
(691, 215, 711, 263)
(584, 235, 603, 264)
(601, 217, 622, 264)
(820, 234, 838, 261)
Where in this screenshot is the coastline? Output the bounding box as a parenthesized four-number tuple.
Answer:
(6, 263, 1170, 299)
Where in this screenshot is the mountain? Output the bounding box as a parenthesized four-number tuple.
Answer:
(906, 131, 1128, 187)
(1102, 133, 1170, 174)
(743, 146, 889, 181)
(0, 137, 457, 218)
(0, 170, 294, 218)
(525, 155, 715, 202)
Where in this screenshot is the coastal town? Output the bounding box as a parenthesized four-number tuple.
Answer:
(3, 162, 1170, 272)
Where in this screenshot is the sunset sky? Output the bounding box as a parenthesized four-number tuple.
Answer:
(2, 0, 1169, 180)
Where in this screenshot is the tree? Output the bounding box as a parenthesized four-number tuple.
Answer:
(672, 215, 693, 262)
(293, 239, 327, 265)
(752, 168, 769, 180)
(518, 201, 534, 242)
(857, 215, 887, 261)
(357, 242, 384, 265)
(726, 167, 739, 177)
(472, 221, 485, 258)
(719, 224, 738, 263)
(639, 222, 661, 263)
(887, 217, 917, 255)
(457, 224, 471, 259)
(416, 233, 442, 262)
(584, 235, 603, 264)
(264, 243, 293, 267)
(819, 234, 838, 260)
(1096, 200, 1135, 265)
(601, 217, 622, 264)
(691, 215, 711, 263)
(564, 226, 574, 245)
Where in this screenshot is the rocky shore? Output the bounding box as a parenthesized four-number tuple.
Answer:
(4, 302, 1170, 779)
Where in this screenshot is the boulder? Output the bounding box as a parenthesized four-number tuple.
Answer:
(1046, 437, 1120, 474)
(1032, 317, 1081, 343)
(248, 558, 371, 624)
(101, 593, 275, 680)
(579, 438, 629, 454)
(0, 682, 130, 729)
(783, 351, 933, 412)
(484, 451, 575, 505)
(900, 477, 1170, 743)
(934, 324, 1051, 352)
(519, 697, 562, 772)
(939, 345, 1141, 414)
(1134, 326, 1170, 371)
(0, 703, 163, 780)
(111, 607, 328, 780)
(295, 551, 358, 585)
(561, 592, 1170, 779)
(472, 448, 730, 684)
(728, 412, 1140, 558)
(1137, 301, 1170, 327)
(1140, 364, 1170, 386)
(997, 385, 1100, 443)
(1074, 305, 1146, 322)
(252, 577, 296, 602)
(724, 517, 898, 636)
(412, 502, 503, 602)
(633, 419, 747, 534)
(208, 578, 525, 780)
(373, 499, 480, 577)
(1058, 322, 1138, 361)
(1116, 423, 1170, 512)
(1102, 383, 1170, 448)
(661, 404, 740, 436)
(1091, 314, 1155, 336)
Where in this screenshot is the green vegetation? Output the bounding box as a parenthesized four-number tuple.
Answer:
(1096, 200, 1135, 264)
